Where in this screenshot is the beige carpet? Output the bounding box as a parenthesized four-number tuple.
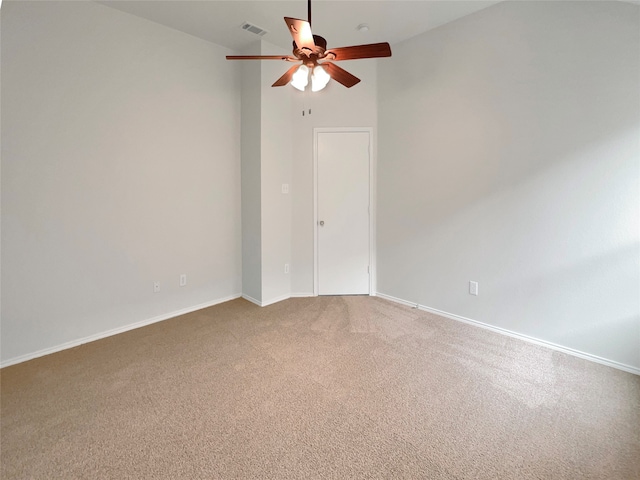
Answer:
(1, 296, 639, 479)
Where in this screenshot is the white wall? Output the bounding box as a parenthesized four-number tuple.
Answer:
(240, 47, 263, 303)
(238, 41, 376, 303)
(290, 59, 379, 295)
(260, 42, 293, 304)
(6, 1, 635, 372)
(1, 1, 242, 365)
(378, 1, 640, 370)
(238, 40, 293, 307)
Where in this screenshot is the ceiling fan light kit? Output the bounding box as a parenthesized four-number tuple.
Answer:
(311, 65, 331, 92)
(291, 65, 310, 91)
(226, 0, 392, 92)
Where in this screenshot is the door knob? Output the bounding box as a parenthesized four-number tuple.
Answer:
(319, 220, 325, 226)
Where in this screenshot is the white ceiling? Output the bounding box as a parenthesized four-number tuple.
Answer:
(96, 1, 502, 53)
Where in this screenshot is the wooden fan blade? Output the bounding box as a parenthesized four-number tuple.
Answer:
(272, 64, 301, 87)
(322, 62, 361, 88)
(226, 55, 297, 62)
(284, 17, 315, 51)
(325, 43, 392, 61)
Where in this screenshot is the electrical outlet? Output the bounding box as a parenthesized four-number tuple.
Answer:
(284, 263, 290, 274)
(153, 281, 160, 293)
(469, 281, 478, 296)
(282, 184, 289, 194)
(180, 274, 187, 287)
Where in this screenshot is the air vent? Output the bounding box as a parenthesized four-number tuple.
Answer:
(241, 22, 268, 37)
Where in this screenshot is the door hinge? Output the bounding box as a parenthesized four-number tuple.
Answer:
(367, 265, 370, 273)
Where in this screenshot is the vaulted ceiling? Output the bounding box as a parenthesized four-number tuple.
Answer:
(97, 1, 502, 53)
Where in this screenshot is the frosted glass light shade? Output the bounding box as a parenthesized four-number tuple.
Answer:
(311, 65, 330, 92)
(290, 65, 309, 91)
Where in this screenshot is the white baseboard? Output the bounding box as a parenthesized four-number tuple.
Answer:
(376, 292, 640, 376)
(241, 294, 263, 307)
(261, 294, 291, 307)
(0, 294, 242, 369)
(376, 292, 416, 307)
(291, 292, 315, 298)
(241, 293, 294, 307)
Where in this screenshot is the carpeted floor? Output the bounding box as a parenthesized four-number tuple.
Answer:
(1, 296, 639, 479)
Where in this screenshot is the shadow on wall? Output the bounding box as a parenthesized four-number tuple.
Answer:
(377, 120, 639, 366)
(490, 241, 639, 362)
(376, 1, 640, 369)
(378, 1, 639, 234)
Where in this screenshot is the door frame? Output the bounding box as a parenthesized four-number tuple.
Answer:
(313, 127, 375, 296)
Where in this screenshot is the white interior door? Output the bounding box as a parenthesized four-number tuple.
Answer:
(316, 130, 371, 295)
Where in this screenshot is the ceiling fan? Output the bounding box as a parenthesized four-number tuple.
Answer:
(226, 0, 392, 92)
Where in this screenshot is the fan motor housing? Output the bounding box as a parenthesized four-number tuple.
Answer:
(312, 35, 327, 50)
(292, 34, 328, 61)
